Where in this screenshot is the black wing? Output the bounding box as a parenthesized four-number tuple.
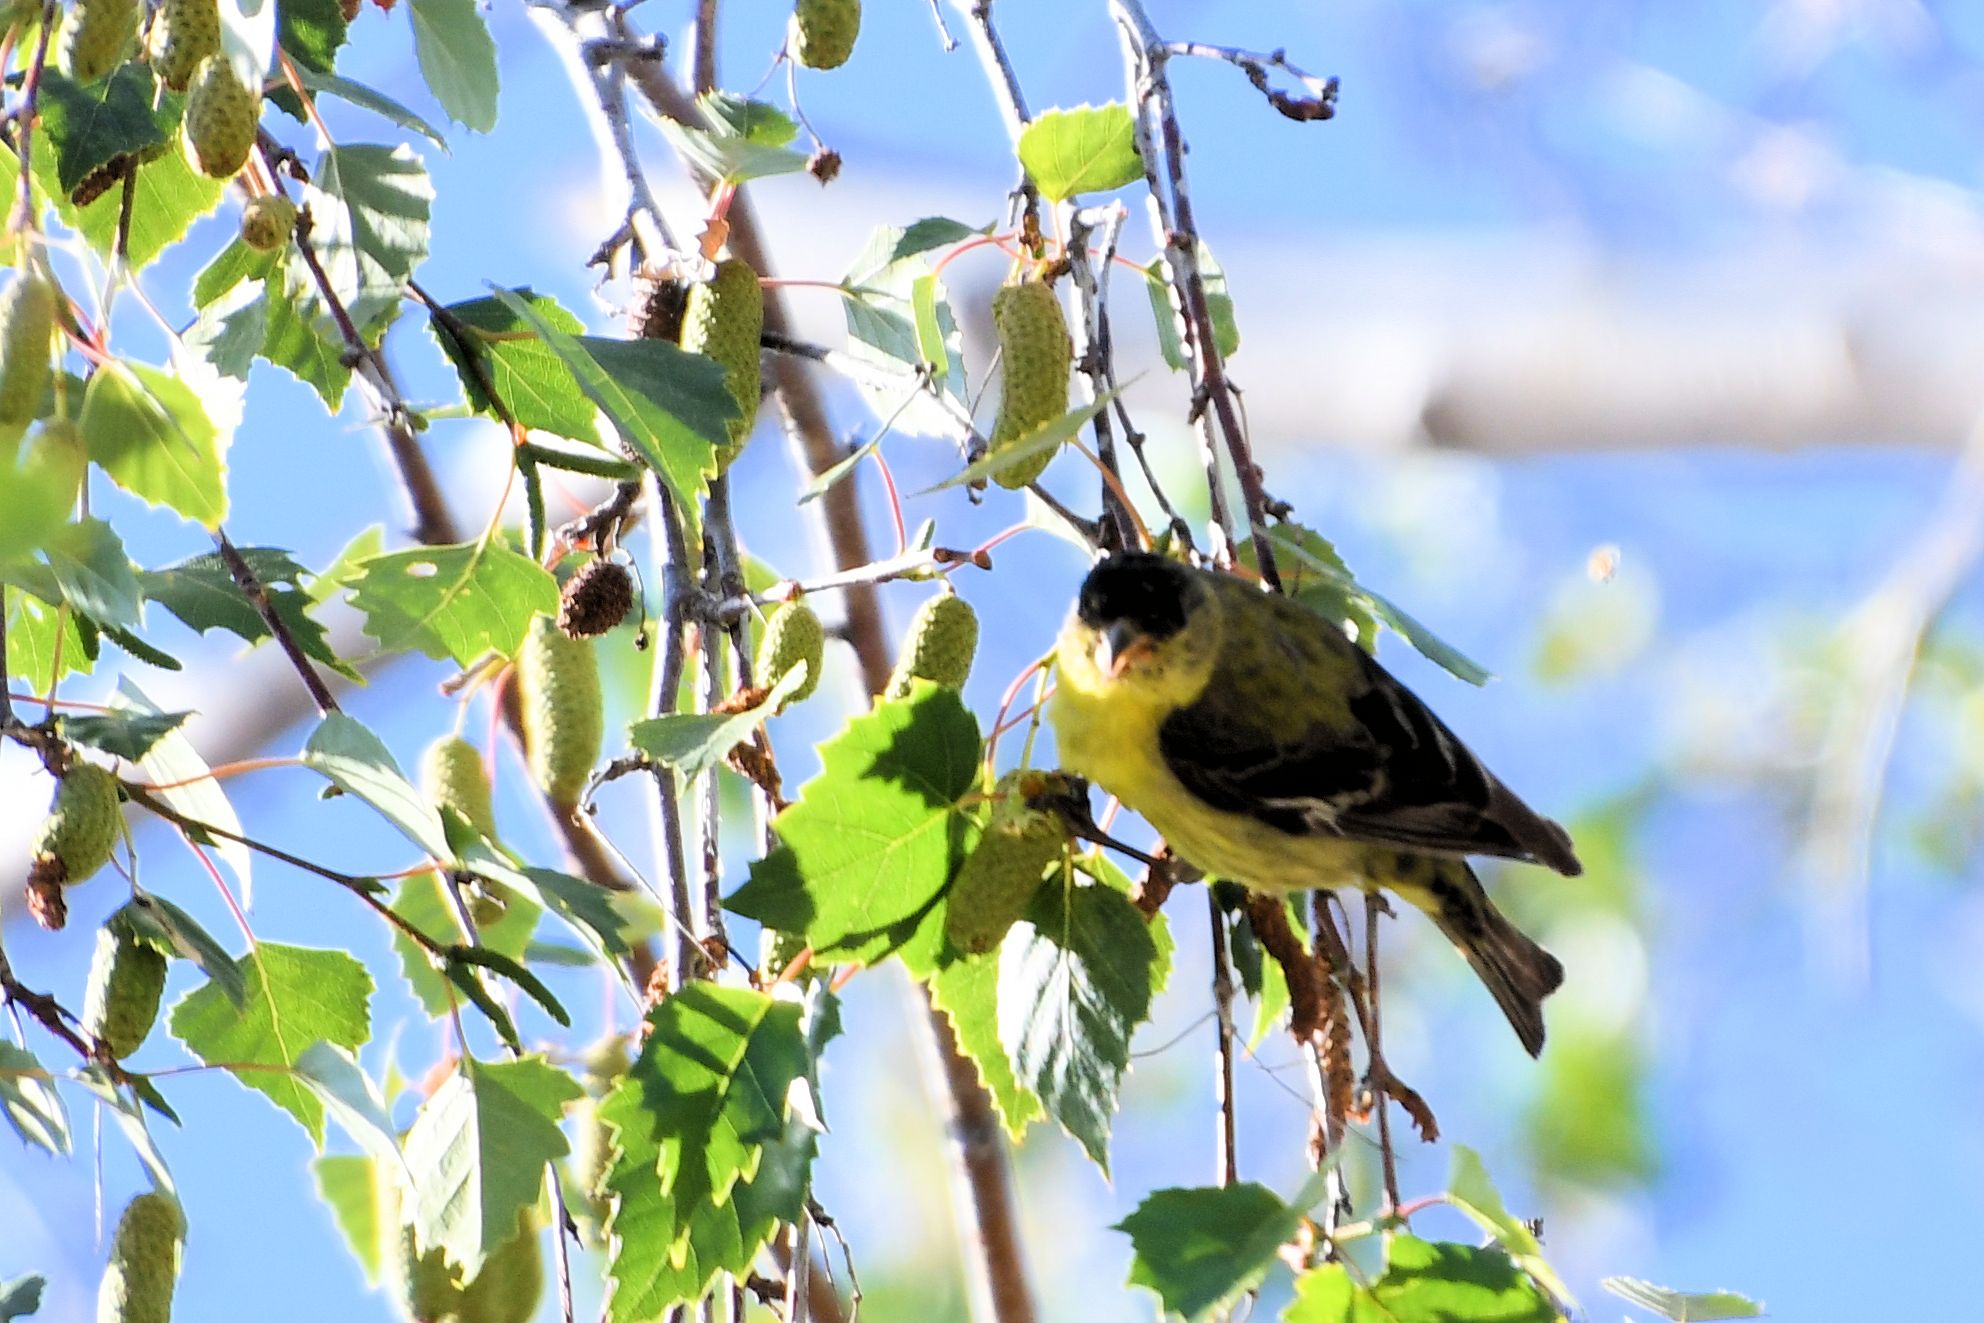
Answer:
(1158, 639, 1580, 874)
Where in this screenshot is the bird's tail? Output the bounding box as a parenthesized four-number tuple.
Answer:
(1408, 859, 1563, 1057)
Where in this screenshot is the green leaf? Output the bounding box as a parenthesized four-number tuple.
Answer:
(0, 1273, 45, 1320)
(627, 665, 805, 782)
(725, 685, 979, 958)
(314, 1154, 386, 1284)
(1120, 1180, 1314, 1322)
(1285, 1236, 1560, 1323)
(36, 68, 169, 197)
(194, 240, 280, 309)
(342, 540, 557, 666)
(41, 518, 143, 629)
(1603, 1278, 1762, 1321)
(494, 288, 733, 541)
(1016, 103, 1142, 201)
(927, 954, 1040, 1137)
(302, 712, 451, 859)
(1448, 1146, 1574, 1306)
(390, 872, 540, 1017)
(514, 865, 640, 964)
(43, 127, 225, 267)
(407, 0, 498, 132)
(121, 893, 247, 1006)
(291, 65, 447, 147)
(3, 588, 95, 691)
(840, 220, 977, 433)
(169, 943, 373, 1143)
(1260, 524, 1492, 686)
(1144, 243, 1240, 370)
(274, 0, 348, 100)
(431, 291, 600, 444)
(403, 1056, 581, 1276)
(0, 424, 85, 569)
(293, 1043, 407, 1171)
(998, 882, 1160, 1172)
(116, 678, 254, 898)
(80, 361, 229, 527)
(701, 94, 799, 147)
(651, 93, 806, 185)
(259, 270, 356, 406)
(301, 144, 433, 335)
(599, 985, 813, 1320)
(139, 545, 355, 680)
(646, 985, 806, 1203)
(184, 280, 271, 381)
(0, 1043, 70, 1157)
(59, 707, 190, 761)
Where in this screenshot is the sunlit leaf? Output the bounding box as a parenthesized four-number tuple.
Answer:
(169, 943, 373, 1143)
(998, 881, 1160, 1172)
(81, 362, 229, 528)
(1603, 1276, 1763, 1321)
(403, 1055, 579, 1277)
(302, 712, 451, 861)
(0, 1043, 70, 1157)
(1016, 103, 1142, 200)
(407, 0, 498, 133)
(1120, 1176, 1324, 1322)
(342, 540, 557, 666)
(725, 685, 978, 959)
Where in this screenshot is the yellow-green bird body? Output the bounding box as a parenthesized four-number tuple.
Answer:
(1051, 552, 1580, 1055)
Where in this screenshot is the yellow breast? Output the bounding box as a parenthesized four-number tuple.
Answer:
(1048, 666, 1370, 894)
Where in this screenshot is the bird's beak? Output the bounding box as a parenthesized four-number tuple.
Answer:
(1094, 621, 1154, 679)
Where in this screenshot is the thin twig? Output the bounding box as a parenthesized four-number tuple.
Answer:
(1207, 892, 1239, 1187)
(125, 785, 449, 955)
(0, 938, 96, 1065)
(1162, 40, 1339, 122)
(213, 532, 340, 716)
(692, 0, 720, 96)
(708, 545, 990, 623)
(951, 0, 1041, 246)
(1110, 0, 1290, 581)
(647, 479, 701, 988)
(4, 0, 58, 236)
(1362, 893, 1399, 1212)
(1065, 205, 1139, 551)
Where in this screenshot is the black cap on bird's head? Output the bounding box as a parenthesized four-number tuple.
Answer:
(1075, 553, 1198, 679)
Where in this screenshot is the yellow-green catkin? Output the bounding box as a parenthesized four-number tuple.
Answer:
(30, 761, 121, 889)
(517, 615, 603, 811)
(180, 56, 259, 178)
(96, 1191, 184, 1323)
(944, 772, 1067, 955)
(885, 591, 978, 698)
(0, 272, 56, 431)
(755, 600, 825, 711)
(148, 0, 219, 92)
(421, 736, 498, 839)
(987, 280, 1073, 490)
(59, 0, 141, 83)
(790, 0, 859, 69)
(454, 1216, 543, 1323)
(83, 918, 169, 1059)
(678, 259, 764, 470)
(379, 1182, 462, 1323)
(238, 194, 296, 252)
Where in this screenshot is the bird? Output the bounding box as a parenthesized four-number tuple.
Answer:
(1048, 550, 1581, 1056)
